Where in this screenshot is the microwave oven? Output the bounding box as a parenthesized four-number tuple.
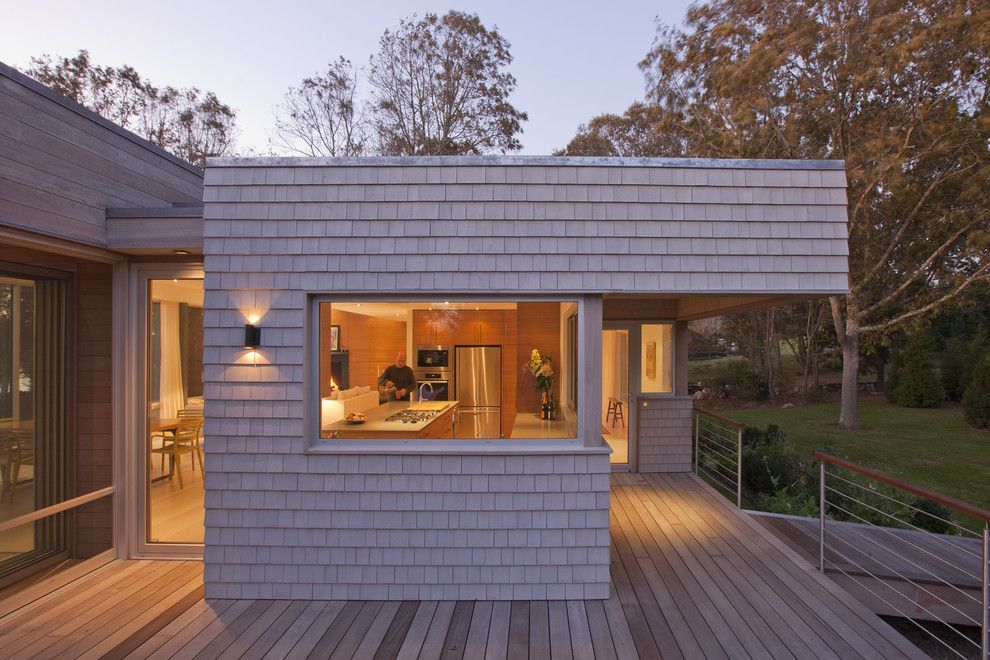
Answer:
(415, 346, 450, 370)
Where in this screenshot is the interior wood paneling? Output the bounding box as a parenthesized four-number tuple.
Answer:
(320, 306, 406, 395)
(515, 302, 562, 414)
(412, 308, 519, 437)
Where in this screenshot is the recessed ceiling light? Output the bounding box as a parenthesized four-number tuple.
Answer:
(173, 249, 191, 255)
(356, 303, 361, 307)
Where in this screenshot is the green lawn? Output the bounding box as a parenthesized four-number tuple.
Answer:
(719, 398, 990, 512)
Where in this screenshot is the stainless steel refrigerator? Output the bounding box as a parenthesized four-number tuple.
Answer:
(454, 346, 502, 439)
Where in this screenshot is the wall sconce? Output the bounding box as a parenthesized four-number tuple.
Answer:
(244, 324, 261, 349)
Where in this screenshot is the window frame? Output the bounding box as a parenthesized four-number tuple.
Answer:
(306, 294, 587, 453)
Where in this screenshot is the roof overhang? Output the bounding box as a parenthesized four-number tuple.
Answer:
(106, 205, 203, 254)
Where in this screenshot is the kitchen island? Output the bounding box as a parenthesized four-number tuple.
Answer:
(322, 400, 458, 439)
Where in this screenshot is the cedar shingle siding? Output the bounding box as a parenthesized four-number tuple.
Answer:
(201, 157, 848, 600)
(202, 157, 848, 294)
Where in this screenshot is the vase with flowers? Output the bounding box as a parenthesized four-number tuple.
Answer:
(529, 349, 555, 420)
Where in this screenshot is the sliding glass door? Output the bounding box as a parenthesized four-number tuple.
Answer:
(145, 278, 205, 546)
(0, 273, 67, 579)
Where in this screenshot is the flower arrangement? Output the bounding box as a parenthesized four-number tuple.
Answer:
(529, 348, 554, 396)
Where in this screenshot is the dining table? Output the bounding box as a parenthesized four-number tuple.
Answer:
(149, 418, 182, 483)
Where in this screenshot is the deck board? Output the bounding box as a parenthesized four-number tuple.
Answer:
(0, 474, 927, 659)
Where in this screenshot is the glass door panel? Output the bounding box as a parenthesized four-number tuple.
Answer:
(0, 274, 67, 577)
(602, 329, 631, 467)
(146, 279, 205, 544)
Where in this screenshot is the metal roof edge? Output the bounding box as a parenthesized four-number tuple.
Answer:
(0, 60, 204, 179)
(206, 155, 846, 170)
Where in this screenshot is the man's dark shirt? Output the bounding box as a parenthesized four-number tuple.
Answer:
(379, 365, 416, 400)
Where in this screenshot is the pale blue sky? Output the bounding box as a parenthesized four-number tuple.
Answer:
(1, 0, 692, 155)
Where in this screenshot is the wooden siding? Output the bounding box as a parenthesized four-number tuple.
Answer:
(0, 474, 925, 659)
(0, 63, 203, 247)
(72, 261, 114, 556)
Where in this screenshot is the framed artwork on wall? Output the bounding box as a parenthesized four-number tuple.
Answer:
(330, 325, 341, 351)
(645, 340, 657, 379)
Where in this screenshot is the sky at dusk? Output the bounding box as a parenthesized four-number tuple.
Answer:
(1, 0, 692, 155)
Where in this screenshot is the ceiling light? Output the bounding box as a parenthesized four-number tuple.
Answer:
(173, 249, 190, 255)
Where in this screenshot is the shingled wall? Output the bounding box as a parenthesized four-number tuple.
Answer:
(201, 156, 848, 599)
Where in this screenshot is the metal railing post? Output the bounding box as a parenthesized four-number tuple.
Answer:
(736, 426, 742, 509)
(693, 411, 699, 475)
(819, 461, 826, 573)
(982, 523, 988, 660)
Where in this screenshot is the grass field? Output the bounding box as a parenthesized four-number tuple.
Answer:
(718, 398, 990, 513)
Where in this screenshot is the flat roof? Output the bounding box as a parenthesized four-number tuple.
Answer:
(208, 155, 846, 170)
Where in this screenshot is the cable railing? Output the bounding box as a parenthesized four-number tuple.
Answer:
(815, 451, 989, 660)
(693, 409, 743, 508)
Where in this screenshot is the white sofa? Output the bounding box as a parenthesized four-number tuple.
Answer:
(321, 386, 381, 429)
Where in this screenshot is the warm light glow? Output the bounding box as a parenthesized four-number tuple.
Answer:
(247, 314, 259, 324)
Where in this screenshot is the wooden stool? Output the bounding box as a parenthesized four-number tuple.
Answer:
(605, 397, 625, 428)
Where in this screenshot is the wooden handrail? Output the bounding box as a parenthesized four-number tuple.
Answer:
(693, 407, 746, 428)
(0, 486, 114, 534)
(814, 451, 990, 524)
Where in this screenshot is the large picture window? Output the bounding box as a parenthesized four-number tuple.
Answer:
(317, 300, 579, 441)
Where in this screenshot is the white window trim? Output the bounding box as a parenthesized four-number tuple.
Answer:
(306, 294, 602, 454)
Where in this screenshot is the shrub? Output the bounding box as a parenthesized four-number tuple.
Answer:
(940, 335, 972, 401)
(892, 336, 943, 408)
(909, 498, 953, 534)
(719, 360, 769, 401)
(941, 332, 989, 400)
(962, 355, 990, 428)
(741, 424, 813, 507)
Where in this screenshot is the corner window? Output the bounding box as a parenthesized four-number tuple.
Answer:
(641, 323, 674, 393)
(316, 300, 579, 440)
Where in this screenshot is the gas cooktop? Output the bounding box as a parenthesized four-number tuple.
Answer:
(385, 409, 440, 424)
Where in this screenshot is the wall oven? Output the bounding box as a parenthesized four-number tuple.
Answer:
(414, 371, 450, 401)
(414, 346, 450, 400)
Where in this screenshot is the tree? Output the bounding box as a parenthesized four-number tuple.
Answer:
(271, 57, 367, 157)
(891, 335, 943, 408)
(26, 50, 236, 168)
(562, 0, 990, 428)
(962, 355, 990, 428)
(367, 11, 527, 155)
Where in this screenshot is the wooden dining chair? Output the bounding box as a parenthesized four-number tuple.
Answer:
(0, 429, 33, 502)
(177, 409, 205, 467)
(151, 418, 203, 488)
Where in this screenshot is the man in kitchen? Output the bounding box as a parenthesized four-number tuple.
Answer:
(378, 351, 417, 401)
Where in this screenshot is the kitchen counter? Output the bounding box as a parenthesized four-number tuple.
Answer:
(322, 400, 459, 439)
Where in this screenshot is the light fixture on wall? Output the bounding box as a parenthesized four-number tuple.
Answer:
(244, 324, 261, 349)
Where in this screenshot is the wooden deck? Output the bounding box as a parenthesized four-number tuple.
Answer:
(0, 473, 925, 659)
(753, 510, 983, 626)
